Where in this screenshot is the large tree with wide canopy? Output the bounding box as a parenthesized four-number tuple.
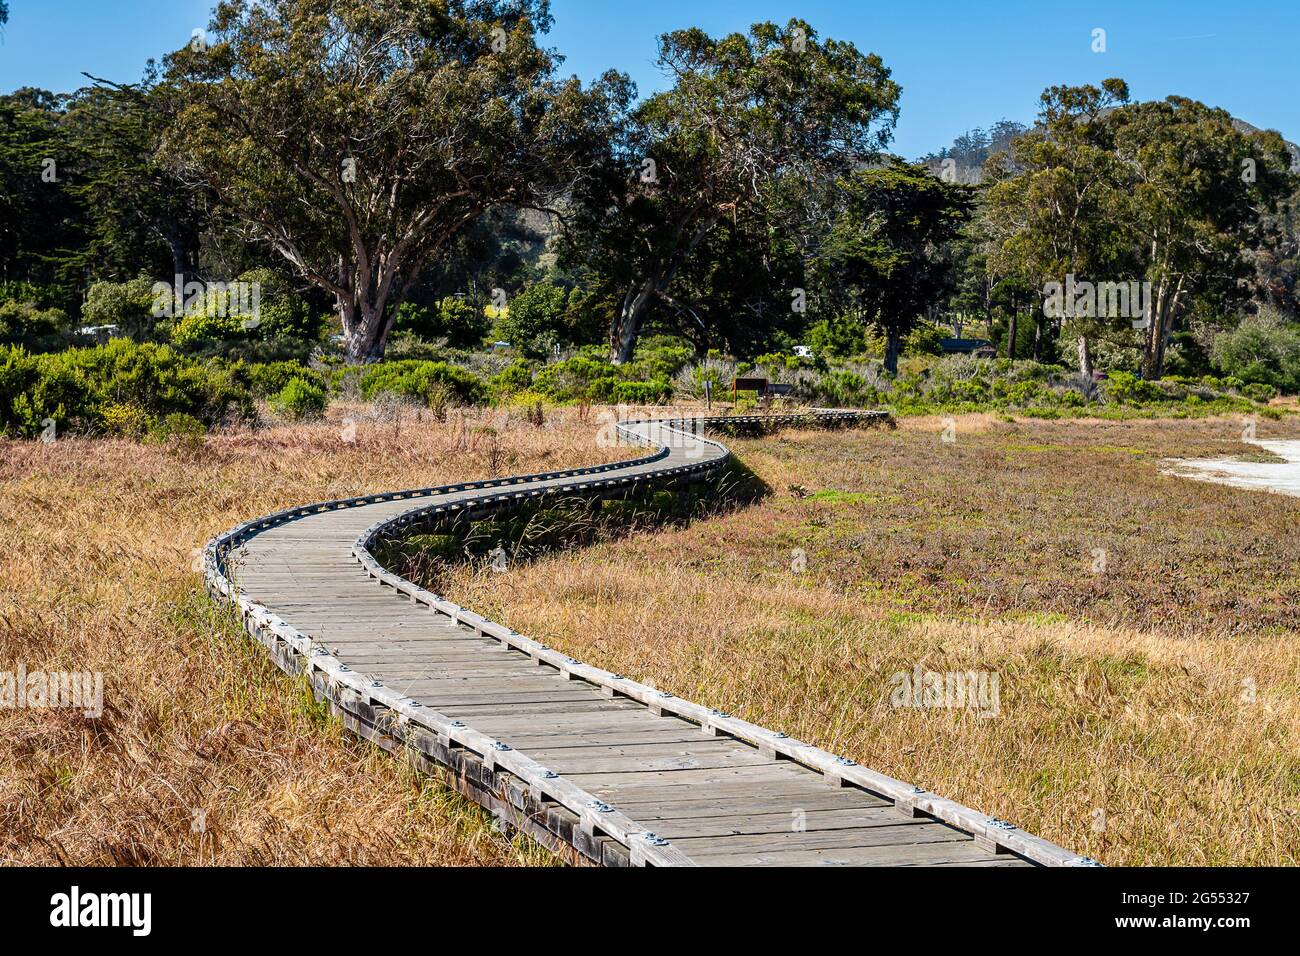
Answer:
(163, 0, 628, 363)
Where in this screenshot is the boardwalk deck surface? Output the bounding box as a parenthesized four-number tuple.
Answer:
(207, 413, 1086, 867)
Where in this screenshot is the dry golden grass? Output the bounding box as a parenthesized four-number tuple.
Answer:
(439, 413, 1300, 866)
(0, 404, 632, 865)
(5, 402, 1297, 867)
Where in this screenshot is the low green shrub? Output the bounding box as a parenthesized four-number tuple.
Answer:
(1103, 371, 1162, 404)
(488, 359, 534, 399)
(532, 355, 621, 403)
(1242, 382, 1278, 403)
(530, 354, 673, 404)
(147, 412, 208, 451)
(238, 360, 328, 397)
(82, 278, 159, 341)
(0, 301, 69, 353)
(629, 335, 694, 381)
(270, 377, 328, 420)
(496, 282, 569, 357)
(358, 360, 486, 406)
(612, 378, 672, 404)
(0, 340, 253, 437)
(1210, 308, 1300, 396)
(100, 402, 155, 437)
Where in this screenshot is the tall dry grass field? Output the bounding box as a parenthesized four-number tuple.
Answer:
(439, 413, 1300, 866)
(0, 404, 632, 865)
(5, 404, 1297, 866)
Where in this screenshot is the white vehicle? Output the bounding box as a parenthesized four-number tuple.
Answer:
(793, 345, 813, 359)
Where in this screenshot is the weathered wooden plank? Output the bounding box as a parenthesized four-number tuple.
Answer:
(614, 786, 888, 817)
(687, 838, 1006, 868)
(531, 744, 776, 775)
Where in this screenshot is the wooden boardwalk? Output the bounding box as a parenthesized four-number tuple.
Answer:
(204, 411, 1093, 867)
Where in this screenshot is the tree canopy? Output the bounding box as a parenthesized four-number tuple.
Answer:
(0, 3, 1296, 391)
(162, 0, 629, 363)
(561, 18, 901, 362)
(816, 160, 974, 373)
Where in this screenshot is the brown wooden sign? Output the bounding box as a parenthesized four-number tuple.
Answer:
(732, 376, 769, 401)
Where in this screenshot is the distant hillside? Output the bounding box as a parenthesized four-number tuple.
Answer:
(1232, 118, 1300, 171)
(918, 119, 1026, 184)
(921, 110, 1299, 183)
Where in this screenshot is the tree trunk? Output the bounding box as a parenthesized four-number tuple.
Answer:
(1149, 307, 1173, 379)
(1141, 279, 1164, 378)
(1006, 307, 1018, 360)
(1148, 278, 1183, 379)
(1032, 313, 1044, 362)
(611, 277, 657, 364)
(1076, 334, 1094, 378)
(342, 301, 390, 364)
(160, 218, 194, 285)
(984, 274, 994, 340)
(610, 214, 718, 364)
(168, 235, 187, 284)
(884, 329, 902, 375)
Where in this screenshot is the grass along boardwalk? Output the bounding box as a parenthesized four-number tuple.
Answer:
(203, 411, 1091, 866)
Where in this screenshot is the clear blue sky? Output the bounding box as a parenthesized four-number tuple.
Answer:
(1, 0, 1296, 157)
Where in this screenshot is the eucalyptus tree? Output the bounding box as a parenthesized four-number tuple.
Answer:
(982, 80, 1134, 376)
(563, 19, 901, 363)
(163, 0, 628, 363)
(1106, 97, 1293, 377)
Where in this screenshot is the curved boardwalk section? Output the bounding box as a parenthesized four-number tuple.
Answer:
(204, 411, 1092, 867)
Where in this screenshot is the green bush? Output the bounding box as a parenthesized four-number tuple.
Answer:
(806, 368, 880, 408)
(0, 347, 42, 433)
(235, 268, 328, 343)
(0, 300, 68, 352)
(238, 360, 327, 397)
(270, 377, 328, 420)
(903, 321, 949, 356)
(358, 360, 486, 406)
(170, 307, 246, 349)
(0, 340, 253, 437)
(148, 412, 208, 450)
(162, 271, 326, 354)
(83, 278, 160, 340)
(436, 297, 490, 348)
(0, 280, 68, 310)
(807, 314, 868, 359)
(1210, 309, 1300, 396)
(1104, 371, 1162, 404)
(1242, 382, 1278, 403)
(612, 378, 672, 404)
(532, 355, 620, 403)
(629, 335, 694, 381)
(497, 282, 570, 357)
(527, 353, 673, 404)
(392, 297, 489, 348)
(489, 359, 534, 399)
(101, 402, 155, 437)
